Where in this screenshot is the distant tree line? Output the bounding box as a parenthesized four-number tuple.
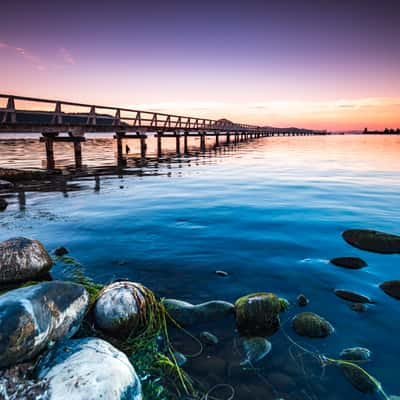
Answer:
(363, 128, 400, 134)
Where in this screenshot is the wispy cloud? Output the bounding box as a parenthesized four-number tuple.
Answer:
(59, 47, 75, 65)
(0, 40, 46, 71)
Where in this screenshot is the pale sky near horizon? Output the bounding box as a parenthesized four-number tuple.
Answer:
(1, 0, 399, 130)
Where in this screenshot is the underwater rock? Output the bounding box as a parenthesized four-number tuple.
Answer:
(340, 347, 371, 361)
(0, 179, 13, 189)
(330, 257, 367, 269)
(297, 294, 309, 307)
(94, 281, 148, 337)
(37, 337, 142, 400)
(379, 280, 400, 300)
(341, 363, 378, 393)
(240, 336, 272, 366)
(350, 303, 367, 312)
(215, 270, 229, 277)
(200, 331, 219, 345)
(54, 246, 69, 256)
(334, 289, 374, 303)
(0, 281, 89, 368)
(163, 299, 234, 326)
(292, 312, 334, 338)
(342, 229, 400, 254)
(0, 197, 7, 211)
(0, 237, 53, 283)
(173, 351, 187, 367)
(234, 292, 282, 336)
(267, 372, 296, 392)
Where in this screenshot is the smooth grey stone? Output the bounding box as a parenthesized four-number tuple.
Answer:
(200, 331, 219, 345)
(37, 337, 142, 400)
(0, 281, 89, 368)
(340, 347, 371, 361)
(334, 289, 374, 303)
(0, 237, 53, 283)
(240, 336, 272, 366)
(173, 351, 187, 367)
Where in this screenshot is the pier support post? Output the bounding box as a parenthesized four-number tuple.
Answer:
(41, 132, 58, 170)
(226, 132, 230, 144)
(183, 132, 188, 153)
(140, 134, 147, 159)
(175, 133, 181, 154)
(115, 131, 126, 166)
(73, 139, 82, 168)
(200, 133, 206, 152)
(215, 133, 219, 147)
(157, 132, 163, 158)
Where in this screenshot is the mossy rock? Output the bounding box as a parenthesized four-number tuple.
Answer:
(341, 364, 378, 393)
(292, 312, 334, 338)
(330, 257, 367, 269)
(235, 293, 282, 336)
(379, 280, 400, 300)
(342, 229, 400, 254)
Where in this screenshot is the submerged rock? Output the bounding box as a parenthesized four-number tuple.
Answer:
(341, 363, 378, 393)
(0, 281, 89, 368)
(235, 293, 282, 336)
(340, 347, 371, 361)
(297, 294, 309, 307)
(54, 246, 69, 256)
(350, 303, 367, 312)
(215, 270, 229, 277)
(0, 197, 7, 211)
(342, 229, 400, 254)
(173, 351, 187, 367)
(379, 280, 400, 300)
(292, 312, 334, 338)
(200, 331, 219, 345)
(330, 257, 367, 269)
(0, 179, 13, 189)
(94, 281, 148, 337)
(0, 237, 53, 283)
(37, 337, 142, 400)
(163, 299, 234, 326)
(334, 289, 374, 304)
(240, 337, 272, 366)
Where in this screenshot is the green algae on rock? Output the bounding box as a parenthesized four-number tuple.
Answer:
(235, 292, 282, 336)
(341, 363, 379, 394)
(292, 312, 334, 338)
(379, 280, 400, 300)
(342, 229, 400, 254)
(330, 257, 367, 269)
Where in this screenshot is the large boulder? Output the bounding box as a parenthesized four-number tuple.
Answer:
(292, 312, 334, 338)
(36, 337, 142, 400)
(163, 299, 234, 326)
(0, 237, 53, 283)
(234, 293, 283, 336)
(94, 281, 148, 337)
(0, 281, 89, 368)
(342, 229, 400, 254)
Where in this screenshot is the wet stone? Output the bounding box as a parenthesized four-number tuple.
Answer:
(350, 303, 367, 312)
(54, 246, 69, 256)
(342, 229, 400, 254)
(379, 280, 400, 300)
(330, 257, 367, 269)
(340, 347, 372, 361)
(334, 289, 374, 303)
(200, 331, 219, 345)
(0, 237, 53, 283)
(173, 351, 187, 367)
(215, 270, 229, 277)
(292, 312, 334, 338)
(240, 336, 272, 366)
(36, 337, 142, 400)
(297, 294, 309, 307)
(341, 364, 378, 394)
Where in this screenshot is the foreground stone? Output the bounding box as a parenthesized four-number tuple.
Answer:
(163, 299, 234, 326)
(37, 337, 142, 400)
(379, 280, 400, 300)
(292, 312, 334, 338)
(94, 281, 148, 337)
(240, 337, 272, 366)
(334, 289, 374, 303)
(342, 229, 400, 254)
(235, 293, 283, 336)
(0, 281, 89, 368)
(341, 364, 377, 393)
(330, 257, 367, 269)
(0, 237, 53, 283)
(340, 347, 371, 361)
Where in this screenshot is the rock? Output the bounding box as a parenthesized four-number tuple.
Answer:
(334, 289, 374, 303)
(173, 351, 187, 367)
(240, 337, 272, 366)
(215, 270, 229, 277)
(340, 347, 371, 361)
(94, 281, 148, 337)
(234, 292, 282, 336)
(0, 179, 12, 189)
(163, 299, 234, 326)
(341, 364, 377, 393)
(36, 337, 142, 400)
(0, 197, 7, 211)
(342, 229, 400, 254)
(0, 237, 53, 283)
(350, 303, 367, 312)
(0, 281, 89, 368)
(330, 257, 367, 269)
(54, 246, 69, 256)
(200, 331, 219, 345)
(297, 294, 309, 307)
(292, 312, 334, 338)
(379, 280, 400, 300)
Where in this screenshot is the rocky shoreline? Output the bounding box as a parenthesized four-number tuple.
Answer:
(0, 230, 399, 399)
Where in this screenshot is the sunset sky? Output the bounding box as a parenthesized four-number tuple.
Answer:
(1, 0, 399, 131)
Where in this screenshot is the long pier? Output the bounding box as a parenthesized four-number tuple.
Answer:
(0, 94, 324, 169)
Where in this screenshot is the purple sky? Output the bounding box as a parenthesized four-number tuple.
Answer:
(1, 0, 400, 130)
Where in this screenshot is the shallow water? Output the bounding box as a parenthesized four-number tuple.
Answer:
(1, 135, 400, 399)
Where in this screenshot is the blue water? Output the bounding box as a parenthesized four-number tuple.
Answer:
(1, 135, 399, 398)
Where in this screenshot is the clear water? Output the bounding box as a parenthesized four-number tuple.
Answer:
(1, 135, 399, 399)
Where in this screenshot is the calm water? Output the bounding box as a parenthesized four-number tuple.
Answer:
(1, 135, 399, 399)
